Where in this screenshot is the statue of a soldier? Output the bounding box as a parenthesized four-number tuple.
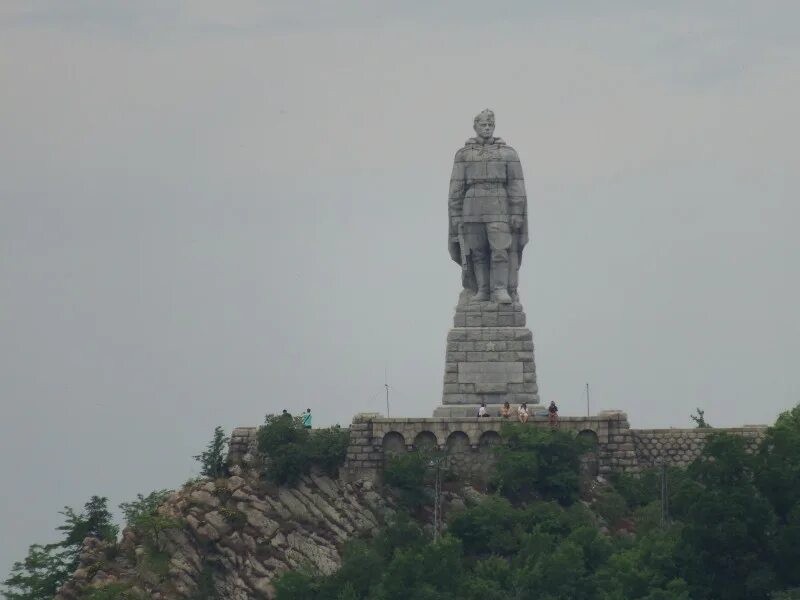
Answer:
(448, 109, 529, 304)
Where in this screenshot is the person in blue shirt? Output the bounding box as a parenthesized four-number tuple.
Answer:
(302, 408, 312, 429)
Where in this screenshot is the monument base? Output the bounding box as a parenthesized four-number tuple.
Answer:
(439, 300, 540, 417)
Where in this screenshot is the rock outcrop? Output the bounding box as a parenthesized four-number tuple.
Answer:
(55, 472, 404, 599)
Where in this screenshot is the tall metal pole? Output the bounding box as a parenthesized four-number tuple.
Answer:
(664, 462, 669, 525)
(432, 456, 442, 541)
(661, 460, 669, 528)
(433, 460, 441, 541)
(385, 366, 390, 417)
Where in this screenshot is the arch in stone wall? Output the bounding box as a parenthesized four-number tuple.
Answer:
(382, 431, 406, 456)
(576, 429, 600, 477)
(478, 430, 502, 450)
(413, 431, 438, 451)
(445, 431, 471, 454)
(576, 429, 599, 447)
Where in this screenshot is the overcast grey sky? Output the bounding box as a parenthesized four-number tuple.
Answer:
(2, 0, 799, 578)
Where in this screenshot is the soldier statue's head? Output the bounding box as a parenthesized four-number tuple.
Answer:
(473, 109, 495, 140)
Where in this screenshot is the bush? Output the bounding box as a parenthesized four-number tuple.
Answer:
(119, 490, 180, 548)
(257, 415, 312, 484)
(193, 426, 229, 479)
(593, 490, 629, 527)
(274, 571, 318, 600)
(257, 414, 350, 484)
(307, 426, 350, 477)
(80, 583, 141, 599)
(383, 452, 430, 509)
(139, 547, 171, 578)
(219, 507, 247, 530)
(448, 495, 521, 557)
(491, 424, 585, 505)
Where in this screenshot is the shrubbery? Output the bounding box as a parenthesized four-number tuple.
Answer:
(3, 496, 118, 600)
(79, 582, 142, 599)
(119, 490, 180, 549)
(193, 426, 229, 479)
(491, 423, 586, 505)
(256, 414, 349, 484)
(382, 451, 434, 510)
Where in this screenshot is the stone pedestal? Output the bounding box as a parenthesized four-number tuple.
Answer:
(434, 301, 541, 417)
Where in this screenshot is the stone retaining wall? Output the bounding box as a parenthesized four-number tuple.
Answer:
(631, 427, 766, 468)
(227, 414, 768, 484)
(340, 412, 635, 482)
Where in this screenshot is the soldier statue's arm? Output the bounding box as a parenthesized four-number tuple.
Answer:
(505, 146, 529, 249)
(448, 150, 467, 264)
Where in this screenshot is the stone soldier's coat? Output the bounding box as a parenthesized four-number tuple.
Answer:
(448, 136, 529, 296)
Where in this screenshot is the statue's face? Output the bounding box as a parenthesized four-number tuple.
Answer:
(473, 118, 495, 140)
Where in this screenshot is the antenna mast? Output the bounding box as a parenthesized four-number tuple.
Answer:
(586, 382, 590, 417)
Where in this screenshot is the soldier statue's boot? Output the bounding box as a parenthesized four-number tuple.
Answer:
(471, 262, 490, 302)
(509, 288, 520, 303)
(491, 261, 513, 304)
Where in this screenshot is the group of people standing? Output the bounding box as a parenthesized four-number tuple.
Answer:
(478, 400, 559, 426)
(280, 408, 313, 429)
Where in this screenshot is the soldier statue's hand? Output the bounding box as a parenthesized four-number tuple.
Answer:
(451, 216, 463, 231)
(510, 215, 524, 231)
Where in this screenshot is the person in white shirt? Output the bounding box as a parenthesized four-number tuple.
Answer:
(478, 403, 490, 417)
(517, 402, 529, 423)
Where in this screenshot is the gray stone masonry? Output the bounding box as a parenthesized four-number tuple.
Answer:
(453, 300, 527, 328)
(631, 427, 766, 468)
(340, 412, 631, 482)
(438, 318, 540, 415)
(227, 413, 769, 485)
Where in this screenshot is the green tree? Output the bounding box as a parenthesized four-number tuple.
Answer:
(383, 451, 430, 510)
(690, 408, 711, 428)
(273, 571, 318, 600)
(58, 496, 118, 553)
(119, 490, 179, 548)
(678, 434, 778, 599)
(3, 496, 117, 600)
(257, 414, 351, 484)
(306, 425, 350, 478)
(448, 495, 521, 557)
(193, 426, 229, 479)
(2, 544, 72, 600)
(755, 403, 800, 521)
(374, 535, 463, 600)
(257, 414, 312, 484)
(80, 583, 140, 599)
(593, 490, 628, 528)
(492, 424, 584, 505)
(514, 539, 593, 600)
(462, 556, 512, 600)
(595, 528, 687, 600)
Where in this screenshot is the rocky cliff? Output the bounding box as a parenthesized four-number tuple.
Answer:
(56, 473, 388, 599)
(54, 470, 472, 600)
